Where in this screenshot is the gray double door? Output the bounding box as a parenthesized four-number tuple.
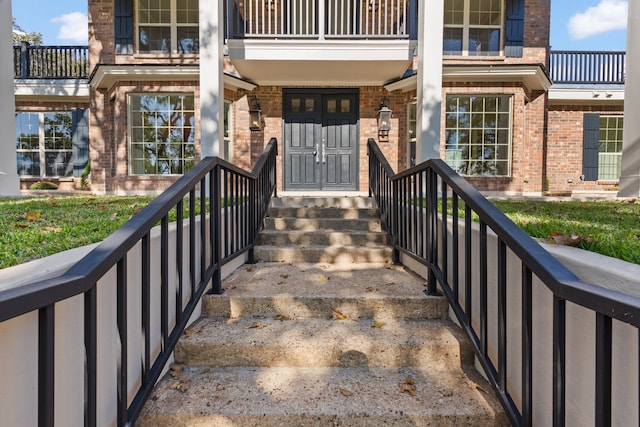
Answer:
(283, 90, 359, 191)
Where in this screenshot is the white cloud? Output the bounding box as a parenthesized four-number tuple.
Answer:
(51, 12, 88, 44)
(567, 0, 628, 40)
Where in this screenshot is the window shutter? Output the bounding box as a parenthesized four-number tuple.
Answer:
(582, 113, 600, 181)
(115, 0, 134, 54)
(505, 0, 524, 58)
(72, 109, 90, 178)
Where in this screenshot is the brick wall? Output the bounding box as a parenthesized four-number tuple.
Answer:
(547, 104, 624, 194)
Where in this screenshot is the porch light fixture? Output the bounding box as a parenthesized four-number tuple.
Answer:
(249, 97, 262, 131)
(377, 97, 392, 134)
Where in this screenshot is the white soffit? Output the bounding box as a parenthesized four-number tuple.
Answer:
(14, 79, 90, 102)
(90, 65, 257, 92)
(548, 87, 624, 105)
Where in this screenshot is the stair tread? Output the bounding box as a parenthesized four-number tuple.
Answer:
(176, 317, 470, 369)
(138, 366, 506, 426)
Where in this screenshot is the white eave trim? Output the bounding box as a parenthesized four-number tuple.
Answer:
(384, 64, 552, 92)
(14, 79, 90, 102)
(90, 65, 257, 92)
(548, 87, 624, 105)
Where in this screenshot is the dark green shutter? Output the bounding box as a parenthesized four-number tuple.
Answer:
(115, 0, 134, 54)
(582, 113, 600, 181)
(505, 0, 524, 58)
(72, 109, 89, 178)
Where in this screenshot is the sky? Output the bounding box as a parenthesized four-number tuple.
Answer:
(11, 0, 629, 51)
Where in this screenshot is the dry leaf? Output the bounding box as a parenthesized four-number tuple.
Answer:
(399, 383, 417, 396)
(475, 383, 488, 394)
(340, 389, 353, 397)
(26, 212, 41, 221)
(385, 264, 394, 270)
(371, 320, 385, 329)
(365, 287, 377, 293)
(405, 376, 414, 385)
(168, 379, 190, 392)
(245, 265, 256, 272)
(183, 328, 197, 337)
(280, 274, 289, 279)
(332, 309, 347, 320)
(169, 363, 183, 378)
(274, 314, 291, 321)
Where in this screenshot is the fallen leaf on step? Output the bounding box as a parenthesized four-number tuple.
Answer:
(280, 274, 289, 279)
(244, 265, 256, 272)
(340, 389, 353, 397)
(332, 309, 347, 320)
(385, 264, 394, 270)
(317, 275, 329, 282)
(183, 328, 198, 337)
(169, 363, 184, 378)
(371, 320, 386, 329)
(274, 314, 291, 321)
(399, 378, 417, 396)
(365, 287, 378, 293)
(247, 322, 267, 329)
(474, 383, 489, 394)
(168, 379, 190, 392)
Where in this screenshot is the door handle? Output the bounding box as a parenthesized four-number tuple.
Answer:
(322, 143, 326, 164)
(315, 144, 320, 163)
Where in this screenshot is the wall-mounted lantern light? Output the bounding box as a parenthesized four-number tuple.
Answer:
(377, 97, 392, 135)
(249, 96, 262, 131)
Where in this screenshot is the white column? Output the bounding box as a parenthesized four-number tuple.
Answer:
(416, 0, 443, 161)
(618, 0, 640, 197)
(0, 0, 20, 196)
(199, 0, 224, 158)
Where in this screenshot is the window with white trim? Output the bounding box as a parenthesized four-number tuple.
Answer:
(444, 0, 503, 56)
(138, 0, 199, 54)
(598, 116, 624, 180)
(129, 94, 196, 175)
(445, 95, 512, 176)
(16, 112, 73, 177)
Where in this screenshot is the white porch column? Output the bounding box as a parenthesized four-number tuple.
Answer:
(199, 0, 224, 158)
(416, 0, 443, 161)
(0, 0, 20, 196)
(618, 0, 640, 197)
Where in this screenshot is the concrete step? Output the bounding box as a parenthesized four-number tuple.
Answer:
(267, 206, 380, 219)
(257, 230, 389, 246)
(137, 366, 509, 427)
(176, 317, 471, 370)
(263, 217, 383, 232)
(270, 196, 376, 209)
(253, 245, 393, 264)
(203, 262, 448, 320)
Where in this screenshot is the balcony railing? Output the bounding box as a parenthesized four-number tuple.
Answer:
(226, 0, 416, 39)
(549, 50, 626, 85)
(13, 42, 89, 79)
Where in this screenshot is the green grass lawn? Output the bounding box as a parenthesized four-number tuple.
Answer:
(0, 195, 638, 269)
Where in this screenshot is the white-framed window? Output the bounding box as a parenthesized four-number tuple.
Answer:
(407, 101, 416, 168)
(129, 94, 196, 175)
(444, 0, 503, 56)
(16, 112, 73, 177)
(598, 116, 624, 180)
(137, 0, 199, 54)
(445, 95, 512, 177)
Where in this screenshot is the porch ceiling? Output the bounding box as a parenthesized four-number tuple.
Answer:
(227, 39, 416, 86)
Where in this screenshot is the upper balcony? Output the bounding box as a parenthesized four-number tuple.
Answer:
(225, 0, 417, 85)
(13, 43, 90, 102)
(548, 50, 626, 104)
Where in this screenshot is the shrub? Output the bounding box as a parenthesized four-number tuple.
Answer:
(30, 181, 58, 190)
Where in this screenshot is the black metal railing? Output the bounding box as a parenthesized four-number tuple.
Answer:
(549, 50, 626, 85)
(13, 42, 89, 79)
(0, 139, 277, 427)
(368, 138, 640, 426)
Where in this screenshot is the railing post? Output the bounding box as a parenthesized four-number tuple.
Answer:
(248, 177, 256, 264)
(391, 179, 400, 264)
(20, 41, 29, 79)
(211, 165, 223, 294)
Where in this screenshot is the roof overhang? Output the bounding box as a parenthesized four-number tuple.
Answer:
(227, 39, 416, 86)
(384, 64, 552, 92)
(14, 79, 90, 102)
(548, 86, 624, 105)
(89, 65, 257, 92)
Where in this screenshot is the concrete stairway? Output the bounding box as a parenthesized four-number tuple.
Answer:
(137, 196, 508, 426)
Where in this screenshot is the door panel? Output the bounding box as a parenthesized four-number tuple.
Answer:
(283, 90, 358, 191)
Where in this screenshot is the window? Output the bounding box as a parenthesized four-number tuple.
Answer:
(445, 95, 512, 177)
(407, 101, 416, 167)
(138, 0, 199, 54)
(223, 101, 232, 161)
(16, 112, 73, 177)
(444, 0, 502, 56)
(129, 94, 196, 175)
(598, 116, 624, 180)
